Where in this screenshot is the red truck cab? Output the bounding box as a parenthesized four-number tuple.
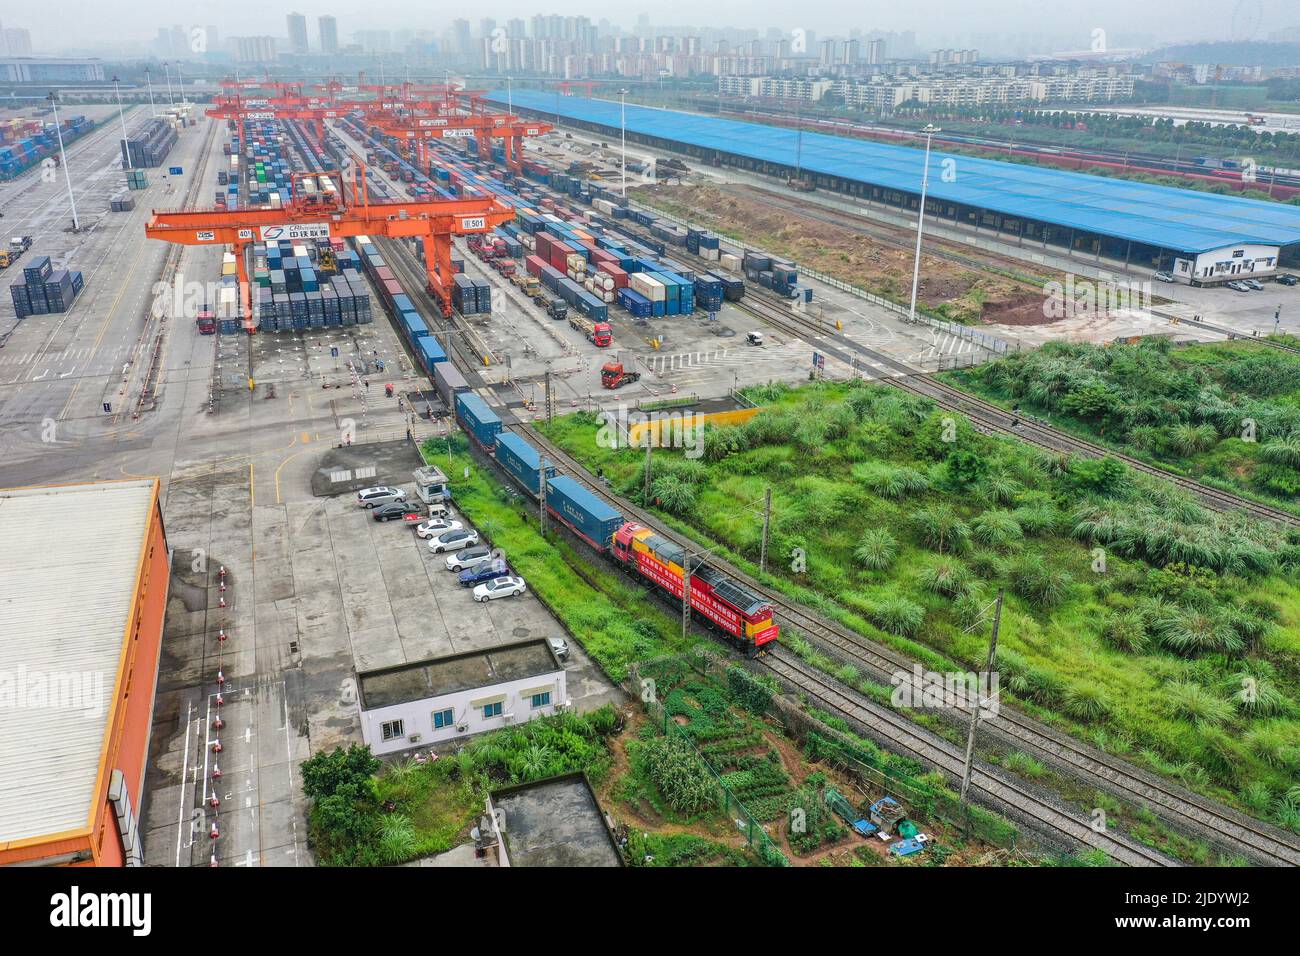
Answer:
(592, 322, 612, 347)
(196, 310, 216, 335)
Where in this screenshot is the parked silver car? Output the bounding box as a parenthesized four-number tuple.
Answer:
(357, 486, 406, 509)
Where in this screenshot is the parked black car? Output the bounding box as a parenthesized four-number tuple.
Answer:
(372, 502, 418, 522)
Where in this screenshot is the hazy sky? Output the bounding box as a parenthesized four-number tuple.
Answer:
(9, 0, 1294, 54)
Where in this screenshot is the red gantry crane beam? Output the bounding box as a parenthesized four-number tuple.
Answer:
(370, 114, 553, 173)
(144, 168, 514, 324)
(207, 95, 356, 148)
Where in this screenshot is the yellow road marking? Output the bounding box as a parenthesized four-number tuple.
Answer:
(274, 448, 311, 504)
(301, 431, 310, 445)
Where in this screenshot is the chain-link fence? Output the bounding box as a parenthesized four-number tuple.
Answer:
(634, 649, 1021, 855)
(629, 654, 790, 867)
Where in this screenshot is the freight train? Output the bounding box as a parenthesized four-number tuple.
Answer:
(453, 391, 779, 657)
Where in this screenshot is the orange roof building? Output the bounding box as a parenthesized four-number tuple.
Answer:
(0, 478, 169, 866)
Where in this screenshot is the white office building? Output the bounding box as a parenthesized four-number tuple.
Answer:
(357, 639, 568, 756)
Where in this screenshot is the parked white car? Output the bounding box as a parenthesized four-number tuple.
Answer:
(473, 575, 527, 602)
(548, 637, 570, 661)
(445, 545, 495, 572)
(428, 528, 480, 553)
(414, 517, 464, 539)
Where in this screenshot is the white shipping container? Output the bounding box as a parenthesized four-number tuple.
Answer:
(598, 274, 614, 291)
(523, 236, 535, 251)
(720, 253, 742, 272)
(631, 273, 666, 302)
(566, 253, 586, 273)
(593, 198, 616, 215)
(701, 248, 720, 262)
(602, 290, 615, 303)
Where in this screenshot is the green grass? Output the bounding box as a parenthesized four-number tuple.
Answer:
(420, 435, 693, 681)
(539, 380, 1300, 834)
(941, 338, 1300, 516)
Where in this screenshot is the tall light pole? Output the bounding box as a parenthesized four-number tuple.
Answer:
(112, 76, 133, 171)
(506, 75, 512, 115)
(907, 123, 940, 326)
(144, 66, 157, 116)
(163, 61, 176, 107)
(47, 92, 80, 231)
(619, 88, 629, 197)
(176, 61, 186, 106)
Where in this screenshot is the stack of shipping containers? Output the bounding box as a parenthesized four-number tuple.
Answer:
(10, 255, 85, 317)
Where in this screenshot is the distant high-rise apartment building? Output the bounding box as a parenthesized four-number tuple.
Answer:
(319, 16, 338, 55)
(867, 38, 886, 64)
(0, 25, 33, 56)
(233, 35, 278, 63)
(286, 12, 308, 54)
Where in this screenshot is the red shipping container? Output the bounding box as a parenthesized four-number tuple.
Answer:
(534, 232, 554, 261)
(382, 279, 402, 297)
(597, 263, 629, 289)
(374, 266, 395, 282)
(525, 255, 548, 278)
(547, 240, 575, 272)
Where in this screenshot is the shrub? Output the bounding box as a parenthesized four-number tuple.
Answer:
(1010, 560, 1073, 608)
(652, 474, 697, 516)
(1100, 611, 1149, 653)
(869, 596, 926, 636)
(911, 504, 972, 554)
(918, 559, 974, 599)
(1062, 684, 1112, 723)
(1164, 682, 1234, 727)
(1150, 607, 1244, 656)
(853, 528, 899, 571)
(972, 510, 1024, 549)
(1244, 724, 1300, 771)
(856, 462, 930, 499)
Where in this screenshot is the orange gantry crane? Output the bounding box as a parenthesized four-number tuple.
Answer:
(370, 113, 553, 173)
(144, 168, 514, 322)
(207, 95, 350, 148)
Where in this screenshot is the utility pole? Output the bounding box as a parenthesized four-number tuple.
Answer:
(907, 123, 940, 325)
(539, 457, 549, 536)
(544, 366, 554, 423)
(643, 440, 653, 504)
(163, 62, 175, 108)
(145, 66, 157, 117)
(960, 588, 1003, 805)
(47, 92, 80, 231)
(759, 486, 772, 574)
(113, 77, 133, 171)
(619, 88, 629, 198)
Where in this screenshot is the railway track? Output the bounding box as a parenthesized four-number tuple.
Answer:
(510, 417, 1183, 862)
(763, 650, 1176, 867)
(734, 292, 1300, 528)
(512, 417, 1300, 866)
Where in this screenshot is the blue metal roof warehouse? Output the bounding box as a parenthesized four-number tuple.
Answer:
(490, 90, 1300, 257)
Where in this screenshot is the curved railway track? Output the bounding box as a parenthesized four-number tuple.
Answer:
(510, 419, 1184, 863)
(734, 292, 1299, 527)
(352, 145, 1297, 864)
(510, 417, 1300, 866)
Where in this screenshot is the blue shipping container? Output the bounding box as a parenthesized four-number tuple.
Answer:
(494, 432, 558, 495)
(456, 392, 502, 449)
(545, 476, 623, 550)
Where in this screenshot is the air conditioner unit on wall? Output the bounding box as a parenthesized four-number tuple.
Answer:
(455, 723, 469, 733)
(408, 733, 422, 743)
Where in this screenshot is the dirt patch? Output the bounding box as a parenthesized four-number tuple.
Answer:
(634, 182, 1048, 326)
